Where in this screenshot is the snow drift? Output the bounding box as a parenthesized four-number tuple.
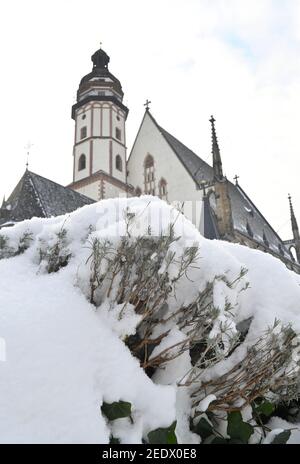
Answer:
(0, 196, 300, 444)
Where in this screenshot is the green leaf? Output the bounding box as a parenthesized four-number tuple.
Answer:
(255, 401, 275, 417)
(227, 411, 254, 444)
(271, 430, 291, 444)
(109, 435, 120, 444)
(101, 400, 132, 421)
(228, 438, 245, 444)
(193, 417, 214, 440)
(211, 437, 228, 444)
(147, 421, 177, 444)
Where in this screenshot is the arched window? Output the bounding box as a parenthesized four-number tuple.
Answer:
(144, 154, 155, 195)
(80, 126, 87, 140)
(116, 155, 122, 172)
(115, 128, 121, 141)
(135, 187, 142, 197)
(158, 178, 167, 199)
(78, 154, 86, 171)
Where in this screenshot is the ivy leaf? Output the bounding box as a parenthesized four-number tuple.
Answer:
(255, 401, 275, 417)
(228, 438, 245, 444)
(271, 430, 291, 444)
(109, 435, 120, 444)
(227, 411, 254, 444)
(101, 400, 132, 421)
(211, 437, 228, 444)
(193, 417, 214, 440)
(147, 421, 177, 444)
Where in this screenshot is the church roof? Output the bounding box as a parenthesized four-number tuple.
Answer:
(158, 125, 214, 187)
(0, 170, 95, 226)
(145, 110, 293, 263)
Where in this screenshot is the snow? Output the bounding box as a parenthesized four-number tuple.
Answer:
(265, 417, 300, 444)
(0, 196, 300, 443)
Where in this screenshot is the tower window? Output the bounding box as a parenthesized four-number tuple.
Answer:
(116, 155, 123, 172)
(78, 154, 86, 171)
(159, 178, 168, 199)
(80, 126, 87, 139)
(82, 114, 86, 120)
(116, 115, 120, 121)
(115, 128, 121, 141)
(144, 154, 155, 195)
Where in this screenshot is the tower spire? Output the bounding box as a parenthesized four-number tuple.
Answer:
(210, 116, 223, 180)
(288, 194, 300, 263)
(288, 194, 300, 240)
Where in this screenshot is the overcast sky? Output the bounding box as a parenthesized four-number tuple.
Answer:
(1, 0, 300, 239)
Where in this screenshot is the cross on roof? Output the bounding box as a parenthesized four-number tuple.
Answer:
(209, 115, 215, 125)
(234, 174, 240, 185)
(144, 99, 151, 110)
(99, 41, 102, 49)
(25, 141, 33, 170)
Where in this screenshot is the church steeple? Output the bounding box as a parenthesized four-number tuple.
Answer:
(288, 194, 299, 239)
(288, 194, 300, 263)
(69, 45, 129, 200)
(210, 115, 223, 180)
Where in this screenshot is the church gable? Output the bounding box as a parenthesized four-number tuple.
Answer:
(127, 111, 200, 202)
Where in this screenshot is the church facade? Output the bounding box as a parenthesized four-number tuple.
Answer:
(1, 45, 300, 273)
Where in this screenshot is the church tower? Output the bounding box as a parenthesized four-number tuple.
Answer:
(69, 46, 132, 200)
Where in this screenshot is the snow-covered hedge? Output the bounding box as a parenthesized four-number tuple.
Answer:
(1, 196, 300, 444)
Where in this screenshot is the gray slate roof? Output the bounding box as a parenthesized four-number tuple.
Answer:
(0, 170, 95, 226)
(150, 112, 293, 262)
(158, 126, 214, 186)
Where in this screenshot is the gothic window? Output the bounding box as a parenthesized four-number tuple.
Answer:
(135, 187, 142, 197)
(78, 154, 86, 171)
(144, 154, 155, 195)
(116, 155, 123, 172)
(80, 126, 87, 139)
(158, 178, 168, 200)
(115, 128, 121, 141)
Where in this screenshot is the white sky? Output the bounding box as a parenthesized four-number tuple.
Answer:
(1, 0, 300, 239)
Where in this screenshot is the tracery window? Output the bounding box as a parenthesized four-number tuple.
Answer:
(144, 154, 155, 195)
(158, 178, 167, 200)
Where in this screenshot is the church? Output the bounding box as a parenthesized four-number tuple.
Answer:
(1, 45, 300, 273)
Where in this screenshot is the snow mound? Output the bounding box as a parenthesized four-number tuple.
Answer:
(0, 196, 300, 444)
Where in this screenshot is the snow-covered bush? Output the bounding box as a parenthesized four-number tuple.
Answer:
(1, 196, 300, 443)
